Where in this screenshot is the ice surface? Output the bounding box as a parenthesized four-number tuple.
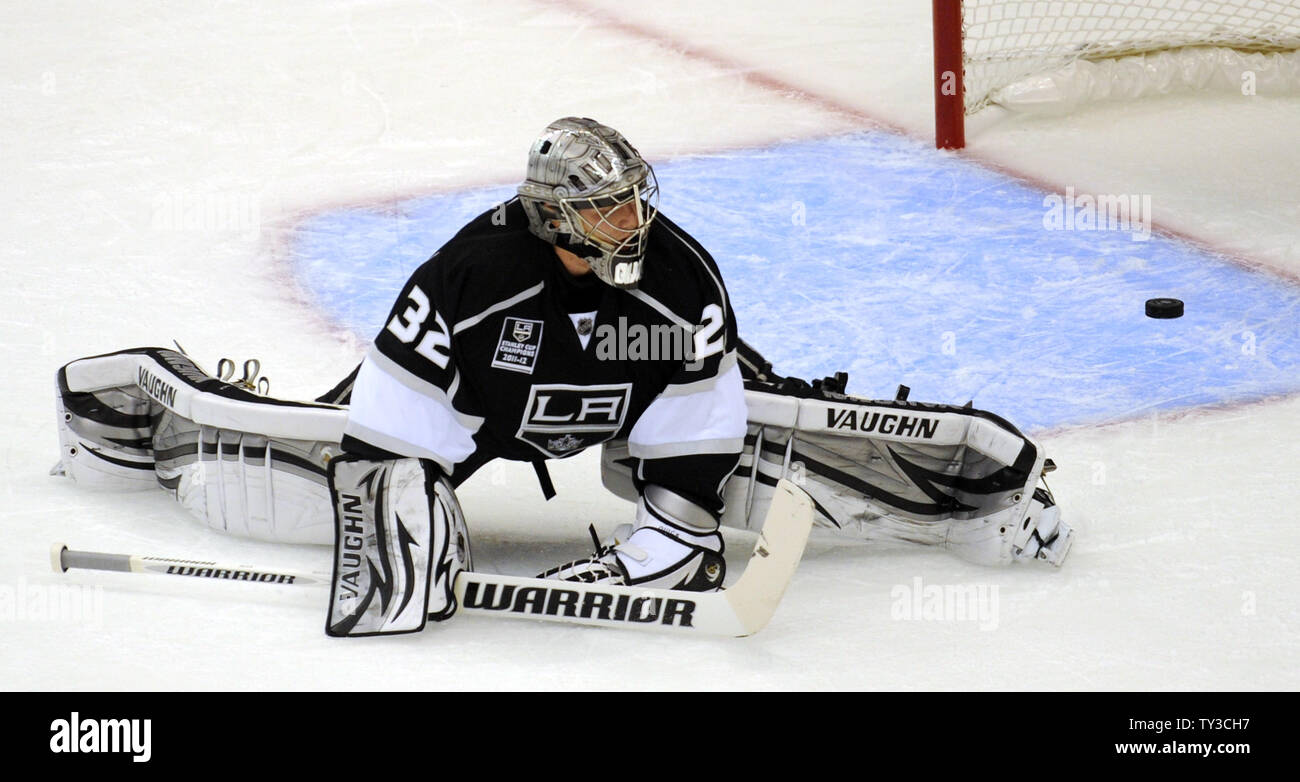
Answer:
(3, 0, 1297, 690)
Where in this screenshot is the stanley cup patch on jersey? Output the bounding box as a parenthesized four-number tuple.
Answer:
(492, 317, 544, 374)
(516, 383, 633, 458)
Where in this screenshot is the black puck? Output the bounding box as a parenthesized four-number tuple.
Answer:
(1145, 298, 1184, 319)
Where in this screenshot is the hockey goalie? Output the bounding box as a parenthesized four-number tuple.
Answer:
(51, 117, 1073, 637)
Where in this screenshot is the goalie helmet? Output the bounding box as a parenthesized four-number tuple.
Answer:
(517, 117, 658, 289)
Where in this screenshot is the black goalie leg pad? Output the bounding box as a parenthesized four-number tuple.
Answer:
(326, 456, 471, 637)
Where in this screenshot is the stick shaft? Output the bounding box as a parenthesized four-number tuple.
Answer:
(54, 544, 331, 586)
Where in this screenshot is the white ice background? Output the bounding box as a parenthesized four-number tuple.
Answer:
(3, 0, 1298, 690)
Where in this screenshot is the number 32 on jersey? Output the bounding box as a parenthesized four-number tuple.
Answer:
(386, 284, 451, 368)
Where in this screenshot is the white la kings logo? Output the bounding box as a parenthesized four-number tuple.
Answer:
(516, 383, 632, 458)
(49, 712, 152, 762)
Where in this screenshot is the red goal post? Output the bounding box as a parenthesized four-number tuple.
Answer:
(934, 0, 967, 149)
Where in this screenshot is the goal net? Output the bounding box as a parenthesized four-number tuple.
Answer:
(934, 0, 1300, 147)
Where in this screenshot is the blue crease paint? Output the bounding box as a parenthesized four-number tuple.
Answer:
(289, 132, 1300, 431)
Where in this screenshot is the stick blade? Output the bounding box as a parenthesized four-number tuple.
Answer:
(725, 478, 814, 636)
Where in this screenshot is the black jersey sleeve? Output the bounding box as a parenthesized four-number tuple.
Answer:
(623, 218, 747, 515)
(341, 252, 485, 473)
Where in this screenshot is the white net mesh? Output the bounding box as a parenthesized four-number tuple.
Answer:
(962, 0, 1300, 112)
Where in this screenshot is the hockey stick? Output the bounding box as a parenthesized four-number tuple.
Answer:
(52, 479, 814, 637)
(51, 546, 332, 586)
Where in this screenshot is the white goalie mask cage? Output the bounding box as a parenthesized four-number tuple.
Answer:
(518, 117, 659, 289)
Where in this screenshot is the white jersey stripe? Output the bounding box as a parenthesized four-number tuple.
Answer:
(344, 354, 480, 471)
(627, 288, 691, 329)
(657, 350, 738, 397)
(629, 437, 746, 461)
(452, 282, 545, 335)
(365, 346, 484, 432)
(628, 363, 747, 459)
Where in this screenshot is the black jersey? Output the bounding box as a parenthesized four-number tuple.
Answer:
(342, 198, 746, 513)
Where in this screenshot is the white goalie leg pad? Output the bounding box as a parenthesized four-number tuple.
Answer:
(706, 387, 1074, 567)
(326, 457, 471, 637)
(55, 347, 348, 544)
(156, 418, 339, 545)
(1018, 488, 1071, 565)
(54, 374, 157, 490)
(940, 485, 1071, 566)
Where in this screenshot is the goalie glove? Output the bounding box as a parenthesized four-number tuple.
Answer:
(326, 455, 472, 637)
(539, 485, 726, 591)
